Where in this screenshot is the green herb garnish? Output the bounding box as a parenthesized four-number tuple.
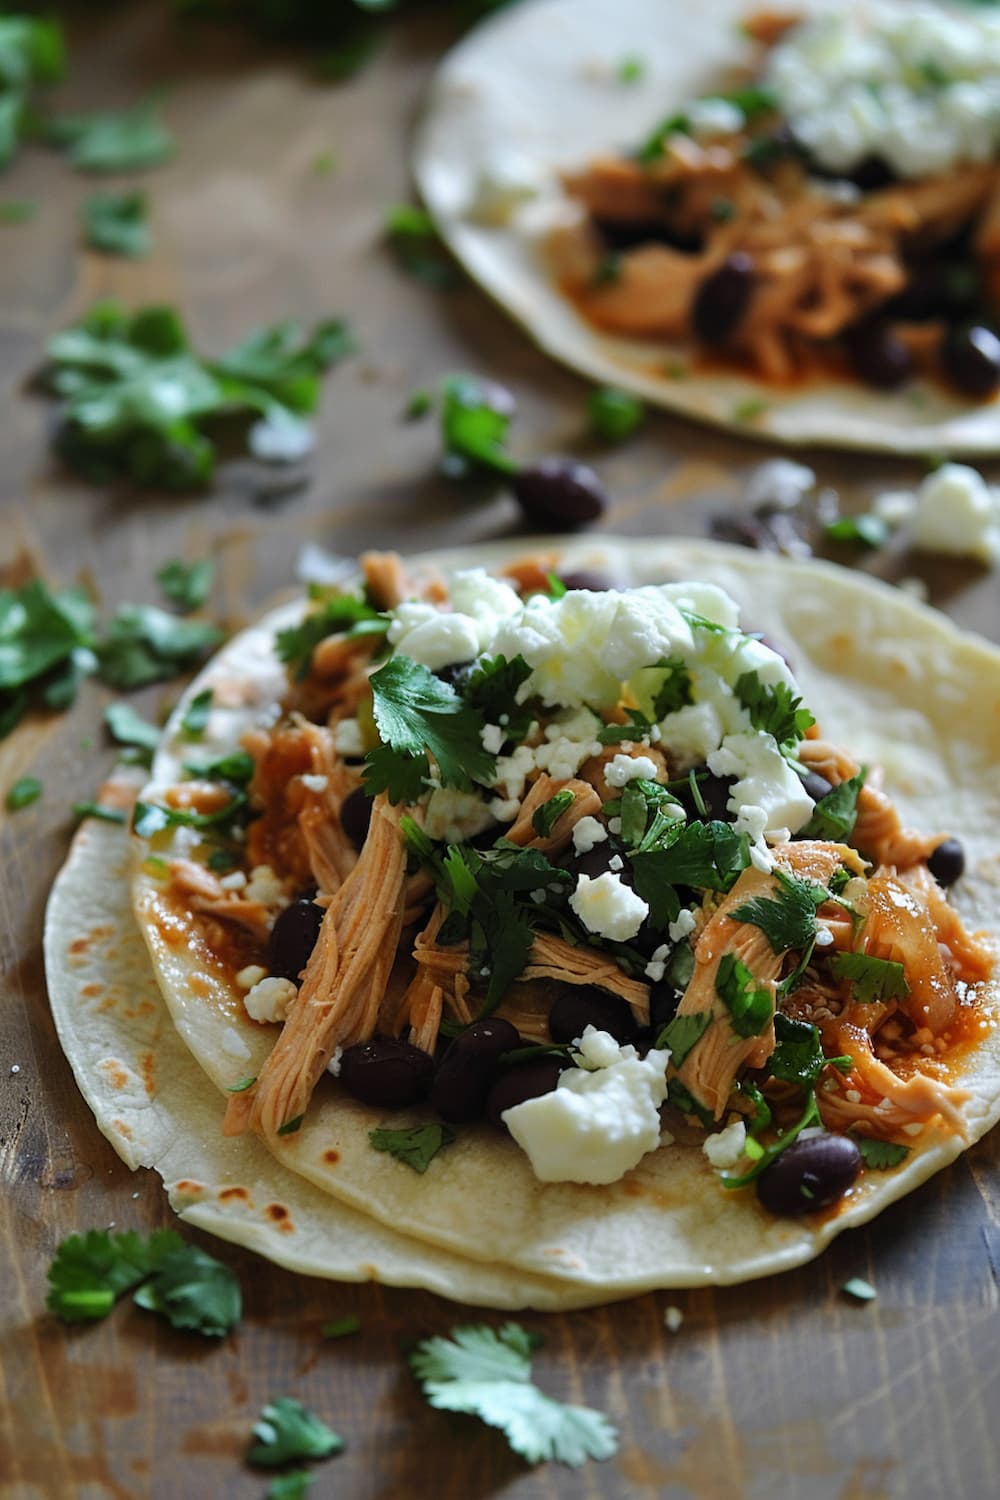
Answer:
(73, 801, 127, 825)
(82, 190, 150, 258)
(156, 557, 214, 613)
(104, 701, 161, 764)
(799, 768, 866, 841)
(829, 951, 909, 1005)
(180, 686, 213, 739)
(824, 514, 889, 548)
(715, 953, 773, 1037)
(364, 655, 497, 804)
(587, 386, 645, 443)
(857, 1137, 910, 1170)
(532, 788, 575, 839)
(730, 869, 827, 954)
(6, 775, 41, 811)
(735, 672, 815, 753)
(440, 373, 518, 475)
(47, 1228, 240, 1334)
(49, 96, 174, 172)
(369, 1123, 455, 1174)
(248, 1398, 343, 1467)
(657, 1009, 713, 1065)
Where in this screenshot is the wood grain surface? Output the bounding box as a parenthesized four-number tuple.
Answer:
(1, 6, 999, 1499)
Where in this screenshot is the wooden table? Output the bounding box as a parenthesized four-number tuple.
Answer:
(2, 7, 998, 1497)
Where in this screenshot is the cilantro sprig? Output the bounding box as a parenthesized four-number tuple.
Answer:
(829, 951, 909, 1005)
(630, 820, 749, 929)
(715, 954, 773, 1037)
(410, 1323, 618, 1468)
(47, 1228, 240, 1335)
(729, 869, 827, 954)
(734, 672, 815, 754)
(364, 655, 497, 804)
(248, 1398, 343, 1467)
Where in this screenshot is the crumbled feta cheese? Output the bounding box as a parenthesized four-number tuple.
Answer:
(605, 752, 658, 788)
(221, 1025, 252, 1061)
(608, 854, 624, 874)
(300, 774, 329, 793)
(768, 2, 1000, 180)
(910, 463, 1000, 565)
(702, 1119, 748, 1170)
(572, 815, 608, 854)
(423, 787, 495, 843)
(244, 865, 286, 907)
(491, 743, 537, 802)
(668, 908, 697, 944)
(465, 147, 544, 225)
(744, 458, 815, 510)
(815, 927, 835, 949)
(481, 722, 505, 755)
(489, 797, 521, 822)
(687, 96, 745, 138)
(236, 964, 267, 991)
(664, 1305, 684, 1333)
(608, 817, 622, 835)
(327, 1046, 343, 1077)
(333, 718, 366, 758)
(220, 871, 247, 892)
(873, 489, 917, 527)
(503, 1027, 670, 1184)
(708, 732, 814, 836)
(570, 872, 649, 942)
(244, 976, 298, 1023)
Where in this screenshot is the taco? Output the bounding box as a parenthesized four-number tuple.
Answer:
(414, 0, 1000, 453)
(121, 538, 1000, 1297)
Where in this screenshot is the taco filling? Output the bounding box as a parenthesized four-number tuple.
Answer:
(549, 2, 1000, 395)
(132, 552, 994, 1223)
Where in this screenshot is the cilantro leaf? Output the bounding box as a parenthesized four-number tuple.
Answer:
(180, 686, 213, 739)
(440, 374, 518, 475)
(0, 16, 64, 170)
(97, 605, 223, 689)
(800, 769, 866, 841)
(368, 1123, 455, 1174)
(650, 656, 693, 719)
(386, 204, 458, 288)
(410, 1324, 618, 1468)
(73, 800, 127, 825)
(829, 951, 910, 1004)
(133, 793, 246, 839)
(532, 788, 575, 839)
(182, 748, 255, 784)
(104, 701, 160, 763)
(657, 1009, 712, 1065)
(82, 191, 150, 258)
(47, 1228, 183, 1323)
(321, 1315, 361, 1339)
(461, 653, 532, 727)
(247, 1398, 343, 1467)
(156, 557, 214, 613)
(857, 1138, 910, 1170)
(587, 386, 644, 443)
(49, 97, 174, 172)
(729, 869, 826, 954)
(735, 672, 815, 753)
(363, 742, 430, 804)
(766, 1013, 829, 1089)
(6, 774, 41, 811)
(266, 1473, 314, 1500)
(133, 1242, 241, 1336)
(597, 708, 653, 746)
(275, 592, 386, 680)
(630, 820, 749, 929)
(365, 655, 496, 802)
(715, 954, 773, 1037)
(824, 514, 889, 548)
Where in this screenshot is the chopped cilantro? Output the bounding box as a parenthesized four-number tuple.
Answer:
(410, 1323, 618, 1467)
(156, 557, 214, 613)
(532, 788, 574, 839)
(857, 1137, 910, 1170)
(275, 592, 385, 680)
(0, 15, 64, 170)
(73, 801, 127, 825)
(799, 769, 866, 841)
(732, 397, 769, 423)
(824, 514, 889, 549)
(461, 653, 532, 731)
(321, 1315, 361, 1339)
(49, 96, 174, 173)
(635, 110, 690, 164)
(277, 1114, 304, 1136)
(404, 388, 432, 420)
(180, 686, 213, 739)
(618, 54, 645, 83)
(544, 572, 567, 599)
(97, 605, 223, 689)
(730, 869, 826, 953)
(104, 701, 160, 764)
(369, 1123, 455, 1174)
(266, 1474, 314, 1500)
(132, 793, 246, 838)
(734, 672, 815, 753)
(630, 821, 749, 928)
(364, 655, 497, 803)
(597, 708, 653, 746)
(657, 1009, 712, 1065)
(82, 190, 150, 258)
(6, 775, 41, 811)
(651, 656, 693, 719)
(440, 374, 518, 475)
(0, 200, 36, 224)
(587, 386, 645, 443)
(666, 1076, 714, 1126)
(183, 748, 255, 784)
(386, 203, 458, 288)
(206, 846, 241, 872)
(766, 1013, 832, 1090)
(841, 1277, 877, 1302)
(226, 1075, 256, 1093)
(722, 1090, 822, 1190)
(47, 1228, 240, 1334)
(43, 301, 353, 490)
(715, 954, 773, 1037)
(248, 1398, 343, 1467)
(829, 951, 909, 1005)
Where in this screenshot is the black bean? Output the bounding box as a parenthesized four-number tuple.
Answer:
(756, 1134, 861, 1216)
(844, 321, 912, 389)
(557, 568, 616, 592)
(942, 325, 1000, 399)
(691, 253, 754, 346)
(430, 1018, 521, 1123)
(549, 987, 638, 1045)
(340, 786, 372, 851)
(487, 1058, 563, 1130)
(338, 1036, 434, 1109)
(268, 897, 324, 983)
(512, 459, 608, 530)
(845, 154, 895, 192)
(927, 837, 965, 888)
(801, 770, 833, 804)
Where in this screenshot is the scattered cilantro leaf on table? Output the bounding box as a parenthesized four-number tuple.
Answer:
(440, 374, 518, 475)
(0, 15, 64, 169)
(364, 655, 497, 802)
(824, 514, 889, 548)
(97, 605, 223, 689)
(73, 800, 127, 825)
(42, 300, 354, 491)
(857, 1137, 910, 1170)
(6, 774, 41, 810)
(48, 96, 174, 172)
(82, 190, 150, 258)
(321, 1315, 361, 1339)
(266, 1473, 314, 1500)
(386, 203, 459, 288)
(829, 951, 909, 1004)
(248, 1398, 343, 1467)
(730, 869, 827, 954)
(156, 557, 215, 613)
(587, 386, 645, 443)
(410, 1323, 618, 1468)
(369, 1123, 455, 1174)
(47, 1228, 237, 1334)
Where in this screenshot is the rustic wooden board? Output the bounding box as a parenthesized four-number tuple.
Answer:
(1, 6, 999, 1499)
